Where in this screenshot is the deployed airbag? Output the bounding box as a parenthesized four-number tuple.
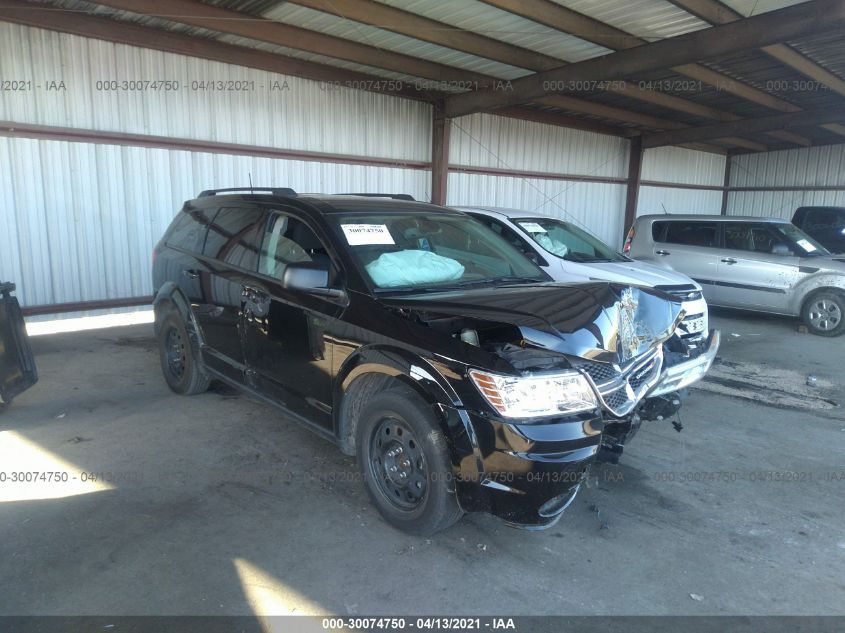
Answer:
(366, 250, 465, 288)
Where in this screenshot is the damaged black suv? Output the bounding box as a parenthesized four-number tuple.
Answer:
(152, 188, 719, 535)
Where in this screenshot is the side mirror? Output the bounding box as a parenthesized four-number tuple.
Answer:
(282, 262, 329, 291)
(771, 244, 791, 256)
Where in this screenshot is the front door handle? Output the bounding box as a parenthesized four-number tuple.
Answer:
(242, 286, 270, 318)
(721, 258, 738, 265)
(182, 269, 200, 279)
(655, 249, 671, 256)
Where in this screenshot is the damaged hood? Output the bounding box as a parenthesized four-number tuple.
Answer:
(381, 282, 684, 366)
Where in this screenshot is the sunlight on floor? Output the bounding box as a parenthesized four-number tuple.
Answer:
(234, 557, 328, 630)
(26, 309, 154, 337)
(0, 430, 114, 502)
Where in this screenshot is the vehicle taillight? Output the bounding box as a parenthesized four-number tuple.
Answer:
(623, 226, 635, 253)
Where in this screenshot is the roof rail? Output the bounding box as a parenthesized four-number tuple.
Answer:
(198, 187, 297, 198)
(338, 193, 415, 201)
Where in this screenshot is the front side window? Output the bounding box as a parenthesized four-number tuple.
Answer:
(659, 221, 719, 248)
(258, 213, 335, 281)
(770, 223, 830, 256)
(513, 217, 623, 263)
(331, 212, 547, 291)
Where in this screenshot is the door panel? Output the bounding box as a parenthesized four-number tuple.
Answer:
(243, 212, 341, 430)
(714, 223, 800, 310)
(195, 206, 263, 382)
(650, 220, 721, 303)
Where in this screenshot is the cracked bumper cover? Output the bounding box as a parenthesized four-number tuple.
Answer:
(651, 329, 720, 397)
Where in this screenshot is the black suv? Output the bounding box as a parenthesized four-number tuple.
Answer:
(152, 188, 698, 534)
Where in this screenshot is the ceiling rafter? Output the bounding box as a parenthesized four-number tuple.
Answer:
(642, 107, 845, 148)
(443, 1, 845, 123)
(73, 0, 747, 150)
(284, 0, 782, 148)
(479, 0, 811, 146)
(0, 0, 642, 140)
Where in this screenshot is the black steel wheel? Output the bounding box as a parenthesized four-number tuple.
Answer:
(356, 385, 463, 535)
(157, 311, 210, 395)
(368, 416, 429, 510)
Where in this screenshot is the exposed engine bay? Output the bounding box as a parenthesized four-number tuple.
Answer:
(383, 283, 720, 465)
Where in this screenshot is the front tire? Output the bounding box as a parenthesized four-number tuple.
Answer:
(356, 386, 463, 535)
(157, 311, 211, 395)
(802, 291, 845, 337)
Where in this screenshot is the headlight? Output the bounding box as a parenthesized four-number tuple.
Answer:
(469, 369, 598, 419)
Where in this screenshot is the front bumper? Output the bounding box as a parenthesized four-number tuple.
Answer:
(651, 328, 720, 397)
(453, 408, 603, 529)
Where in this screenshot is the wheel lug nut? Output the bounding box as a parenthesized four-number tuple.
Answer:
(399, 472, 407, 479)
(390, 466, 398, 472)
(402, 460, 410, 468)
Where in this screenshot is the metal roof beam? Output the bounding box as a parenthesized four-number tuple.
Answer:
(480, 0, 811, 146)
(448, 0, 845, 118)
(89, 0, 494, 86)
(0, 0, 439, 101)
(642, 108, 845, 148)
(670, 0, 845, 98)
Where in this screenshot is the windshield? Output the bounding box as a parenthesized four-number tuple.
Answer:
(513, 217, 625, 263)
(331, 212, 549, 292)
(773, 223, 830, 256)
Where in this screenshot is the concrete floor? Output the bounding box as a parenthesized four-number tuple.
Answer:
(1, 309, 844, 617)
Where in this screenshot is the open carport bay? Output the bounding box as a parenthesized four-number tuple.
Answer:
(2, 311, 843, 617)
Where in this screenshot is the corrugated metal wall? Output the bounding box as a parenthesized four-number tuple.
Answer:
(726, 144, 845, 219)
(0, 23, 433, 308)
(447, 172, 627, 246)
(0, 136, 430, 308)
(0, 22, 432, 162)
(447, 113, 629, 245)
(637, 146, 726, 217)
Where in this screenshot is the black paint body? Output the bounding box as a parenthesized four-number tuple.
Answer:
(152, 194, 682, 528)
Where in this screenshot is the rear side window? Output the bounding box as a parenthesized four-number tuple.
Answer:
(165, 207, 214, 253)
(655, 221, 719, 247)
(202, 206, 264, 269)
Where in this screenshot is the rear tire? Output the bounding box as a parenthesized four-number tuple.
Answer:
(356, 386, 463, 535)
(802, 291, 845, 337)
(157, 311, 210, 395)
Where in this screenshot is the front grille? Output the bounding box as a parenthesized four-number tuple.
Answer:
(574, 347, 664, 417)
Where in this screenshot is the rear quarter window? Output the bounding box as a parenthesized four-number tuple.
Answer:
(202, 207, 264, 269)
(165, 206, 216, 253)
(654, 221, 718, 248)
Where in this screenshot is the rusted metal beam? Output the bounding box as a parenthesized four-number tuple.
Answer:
(0, 0, 435, 101)
(480, 0, 811, 146)
(89, 0, 494, 86)
(430, 102, 451, 206)
(447, 0, 845, 119)
(643, 107, 845, 148)
(623, 137, 643, 243)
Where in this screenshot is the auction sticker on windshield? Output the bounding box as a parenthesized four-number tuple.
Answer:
(797, 238, 817, 253)
(520, 222, 547, 233)
(342, 224, 396, 246)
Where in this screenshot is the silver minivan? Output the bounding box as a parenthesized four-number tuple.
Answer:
(625, 214, 845, 336)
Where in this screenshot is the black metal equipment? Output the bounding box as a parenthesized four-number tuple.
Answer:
(0, 282, 38, 409)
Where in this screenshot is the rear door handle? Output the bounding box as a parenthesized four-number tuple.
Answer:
(655, 249, 671, 256)
(182, 269, 200, 279)
(721, 258, 738, 265)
